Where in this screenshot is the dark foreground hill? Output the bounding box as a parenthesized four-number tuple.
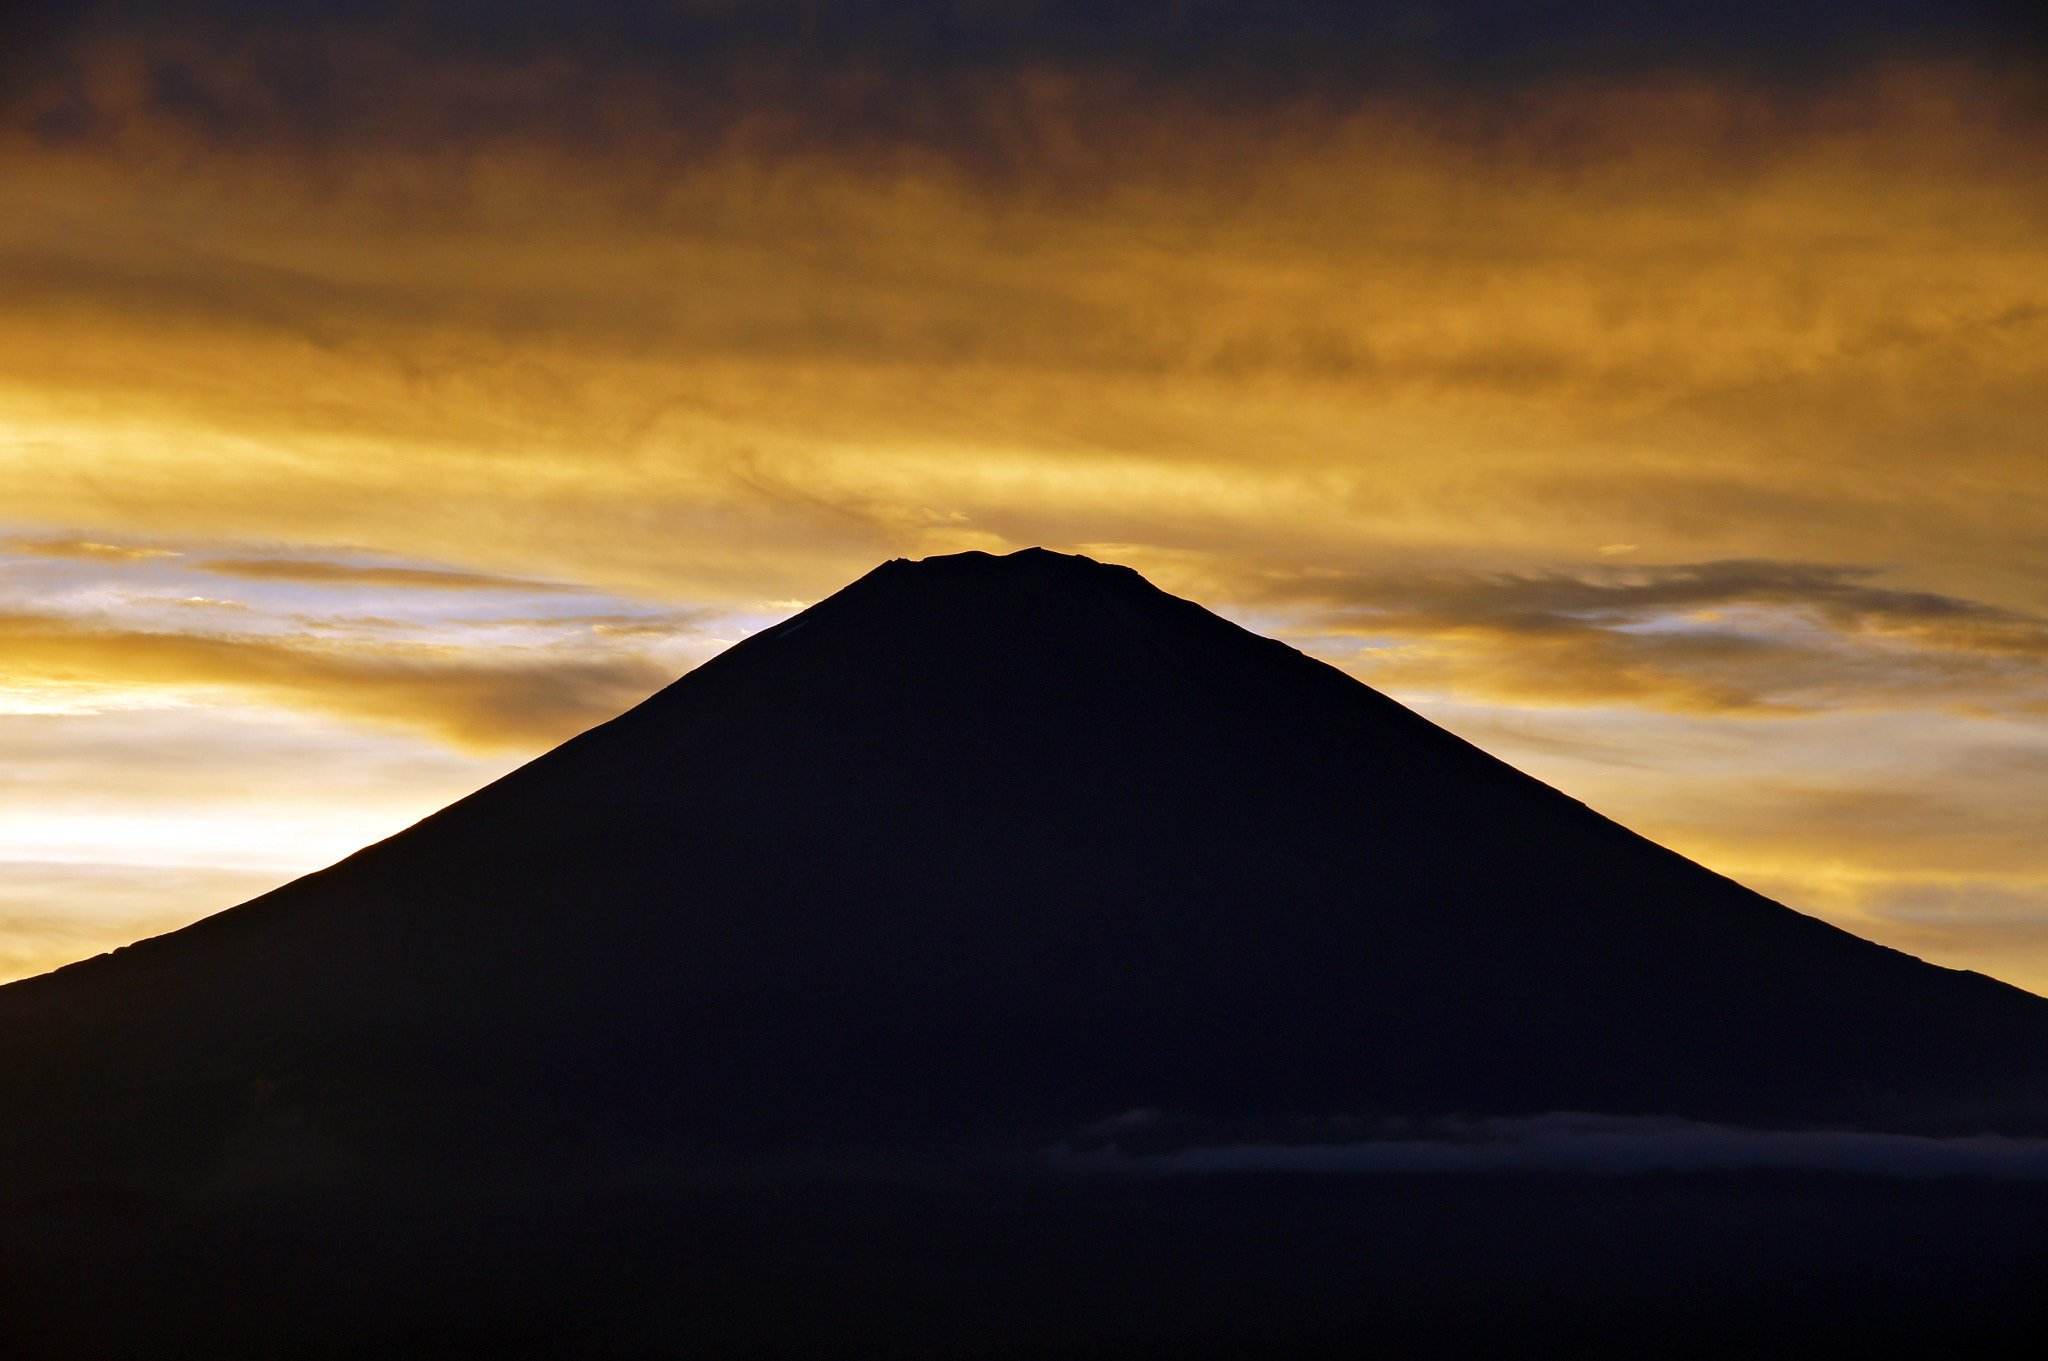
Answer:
(3, 547, 2047, 1357)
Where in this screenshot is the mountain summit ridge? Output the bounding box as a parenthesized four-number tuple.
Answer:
(5, 546, 2048, 1196)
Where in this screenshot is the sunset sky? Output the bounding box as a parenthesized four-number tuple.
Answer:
(4, 1, 2048, 990)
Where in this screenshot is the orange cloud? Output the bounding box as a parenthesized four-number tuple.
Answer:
(1, 536, 180, 562)
(0, 610, 672, 749)
(192, 558, 585, 592)
(1, 58, 2043, 609)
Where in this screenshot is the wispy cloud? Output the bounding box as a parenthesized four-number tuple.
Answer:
(1264, 561, 2048, 717)
(191, 558, 586, 592)
(1, 536, 180, 562)
(0, 609, 671, 748)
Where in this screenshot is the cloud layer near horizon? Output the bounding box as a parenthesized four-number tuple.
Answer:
(1048, 1112, 2048, 1179)
(3, 4, 2048, 989)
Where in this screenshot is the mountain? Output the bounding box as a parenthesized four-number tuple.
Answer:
(4, 547, 2047, 1357)
(5, 546, 2048, 1178)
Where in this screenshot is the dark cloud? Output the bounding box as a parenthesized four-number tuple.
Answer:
(27, 2, 2043, 76)
(9, 2, 2042, 170)
(192, 558, 585, 592)
(1267, 560, 2048, 715)
(1282, 559, 2048, 647)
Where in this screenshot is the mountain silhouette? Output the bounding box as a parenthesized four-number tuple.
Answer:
(5, 547, 2048, 1358)
(5, 546, 2048, 1185)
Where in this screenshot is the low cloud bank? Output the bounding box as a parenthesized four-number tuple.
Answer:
(1047, 1112, 2048, 1180)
